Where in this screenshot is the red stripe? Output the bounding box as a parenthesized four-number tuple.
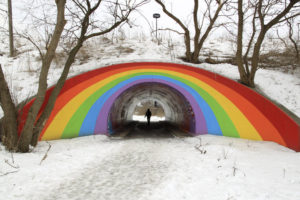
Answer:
(19, 62, 300, 151)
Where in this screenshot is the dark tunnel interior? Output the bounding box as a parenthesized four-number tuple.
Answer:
(108, 82, 195, 136)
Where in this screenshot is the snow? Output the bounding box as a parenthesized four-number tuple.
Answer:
(0, 3, 300, 199)
(132, 115, 165, 122)
(1, 134, 300, 200)
(0, 37, 299, 117)
(0, 35, 299, 200)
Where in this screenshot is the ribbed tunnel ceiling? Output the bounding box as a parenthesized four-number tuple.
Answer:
(109, 82, 195, 132)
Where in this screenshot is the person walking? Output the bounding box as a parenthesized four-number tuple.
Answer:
(145, 108, 152, 126)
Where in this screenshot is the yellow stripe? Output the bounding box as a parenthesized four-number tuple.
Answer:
(42, 70, 132, 140)
(157, 69, 261, 140)
(42, 68, 261, 140)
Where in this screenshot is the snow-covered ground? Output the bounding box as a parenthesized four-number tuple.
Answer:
(1, 134, 300, 200)
(0, 18, 300, 200)
(133, 115, 165, 122)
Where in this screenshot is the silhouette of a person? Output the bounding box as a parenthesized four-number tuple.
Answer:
(145, 108, 152, 126)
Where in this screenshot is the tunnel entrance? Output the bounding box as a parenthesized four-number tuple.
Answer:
(108, 82, 195, 136)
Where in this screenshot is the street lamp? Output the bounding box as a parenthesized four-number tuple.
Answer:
(153, 13, 160, 44)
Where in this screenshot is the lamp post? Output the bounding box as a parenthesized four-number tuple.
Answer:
(153, 13, 160, 44)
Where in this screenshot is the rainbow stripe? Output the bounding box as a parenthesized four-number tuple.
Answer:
(19, 62, 300, 151)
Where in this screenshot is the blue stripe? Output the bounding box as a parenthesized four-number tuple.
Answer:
(79, 75, 222, 136)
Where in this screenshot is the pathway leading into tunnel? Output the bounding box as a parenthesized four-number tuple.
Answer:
(41, 127, 184, 200)
(31, 125, 300, 200)
(114, 121, 192, 138)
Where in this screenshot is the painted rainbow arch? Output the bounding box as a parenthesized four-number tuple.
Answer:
(19, 62, 300, 151)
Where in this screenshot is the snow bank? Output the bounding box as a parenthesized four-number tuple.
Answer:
(1, 135, 299, 200)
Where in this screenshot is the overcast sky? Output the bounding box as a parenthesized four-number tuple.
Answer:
(4, 0, 217, 39)
(1, 0, 297, 41)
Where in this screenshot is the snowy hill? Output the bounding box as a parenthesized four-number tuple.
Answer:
(0, 36, 299, 117)
(0, 36, 299, 200)
(0, 2, 300, 197)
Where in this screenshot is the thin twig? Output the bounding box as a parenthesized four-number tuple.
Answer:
(0, 170, 18, 176)
(233, 166, 237, 176)
(40, 142, 51, 165)
(156, 28, 185, 35)
(4, 159, 19, 169)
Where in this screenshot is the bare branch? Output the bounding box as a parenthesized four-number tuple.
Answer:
(40, 142, 51, 165)
(32, 0, 149, 145)
(16, 32, 44, 59)
(276, 29, 288, 49)
(0, 170, 19, 176)
(156, 28, 184, 35)
(278, 13, 300, 23)
(4, 159, 19, 169)
(154, 0, 188, 32)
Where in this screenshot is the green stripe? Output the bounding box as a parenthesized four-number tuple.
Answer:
(62, 72, 239, 138)
(62, 74, 137, 138)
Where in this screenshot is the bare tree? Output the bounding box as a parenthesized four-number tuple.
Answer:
(30, 0, 148, 147)
(0, 0, 67, 151)
(0, 64, 18, 151)
(0, 0, 14, 55)
(286, 17, 299, 63)
(236, 0, 300, 87)
(275, 16, 300, 67)
(0, 0, 148, 152)
(155, 0, 228, 63)
(0, 2, 7, 41)
(7, 0, 14, 56)
(17, 0, 67, 152)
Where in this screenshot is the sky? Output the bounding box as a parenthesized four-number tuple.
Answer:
(0, 0, 298, 45)
(0, 0, 225, 40)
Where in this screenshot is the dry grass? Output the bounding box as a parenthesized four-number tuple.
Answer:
(115, 45, 135, 55)
(260, 47, 299, 69)
(77, 47, 91, 64)
(53, 51, 67, 67)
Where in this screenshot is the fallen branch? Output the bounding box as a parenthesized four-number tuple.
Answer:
(4, 159, 19, 169)
(233, 166, 237, 176)
(40, 142, 51, 165)
(194, 138, 207, 154)
(195, 145, 207, 154)
(0, 170, 18, 176)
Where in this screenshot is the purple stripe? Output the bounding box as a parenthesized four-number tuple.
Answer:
(94, 79, 207, 135)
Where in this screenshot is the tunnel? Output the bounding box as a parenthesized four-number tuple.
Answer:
(108, 82, 195, 134)
(19, 62, 300, 151)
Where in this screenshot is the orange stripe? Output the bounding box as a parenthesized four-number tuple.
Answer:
(39, 69, 122, 139)
(40, 64, 284, 145)
(170, 67, 286, 146)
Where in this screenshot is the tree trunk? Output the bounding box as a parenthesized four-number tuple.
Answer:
(18, 0, 66, 152)
(0, 65, 18, 151)
(184, 32, 192, 62)
(235, 0, 298, 88)
(249, 32, 265, 88)
(235, 0, 249, 86)
(191, 0, 200, 63)
(8, 0, 14, 57)
(192, 1, 225, 63)
(287, 20, 299, 63)
(30, 42, 83, 146)
(154, 0, 193, 62)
